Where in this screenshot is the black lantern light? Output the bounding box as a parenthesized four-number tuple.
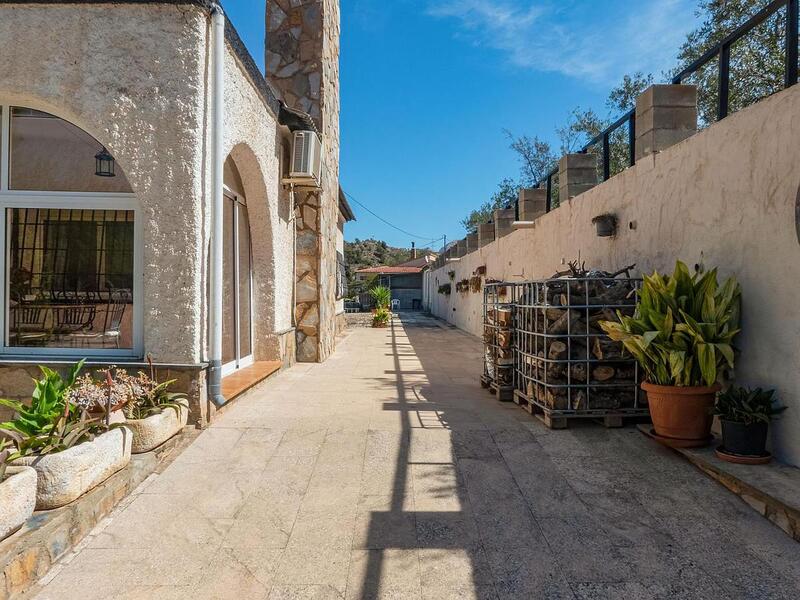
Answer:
(95, 147, 116, 178)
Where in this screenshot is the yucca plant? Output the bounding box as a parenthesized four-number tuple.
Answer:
(600, 261, 741, 387)
(714, 387, 785, 425)
(369, 285, 392, 310)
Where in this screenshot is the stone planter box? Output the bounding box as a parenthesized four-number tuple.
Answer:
(0, 466, 37, 541)
(15, 427, 133, 510)
(126, 400, 189, 454)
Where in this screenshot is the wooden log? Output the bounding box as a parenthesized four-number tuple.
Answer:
(547, 340, 568, 361)
(592, 366, 616, 382)
(548, 310, 582, 335)
(496, 308, 513, 327)
(592, 337, 623, 360)
(497, 329, 512, 348)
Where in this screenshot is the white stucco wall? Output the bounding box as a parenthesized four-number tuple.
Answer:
(0, 3, 293, 365)
(429, 84, 800, 466)
(221, 46, 294, 360)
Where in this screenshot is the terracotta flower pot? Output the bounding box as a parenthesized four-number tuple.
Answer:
(642, 382, 720, 447)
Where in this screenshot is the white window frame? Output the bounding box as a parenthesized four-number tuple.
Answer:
(221, 185, 254, 376)
(0, 104, 143, 359)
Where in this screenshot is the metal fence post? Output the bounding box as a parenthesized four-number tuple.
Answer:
(718, 43, 731, 119)
(787, 0, 799, 88)
(602, 132, 611, 181)
(628, 112, 636, 167)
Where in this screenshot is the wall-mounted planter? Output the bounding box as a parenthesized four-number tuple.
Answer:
(592, 213, 618, 237)
(0, 466, 37, 541)
(15, 427, 132, 510)
(126, 399, 189, 454)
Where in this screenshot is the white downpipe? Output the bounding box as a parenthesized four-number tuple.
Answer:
(209, 4, 226, 407)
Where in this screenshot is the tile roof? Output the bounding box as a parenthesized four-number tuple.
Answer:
(355, 266, 424, 275)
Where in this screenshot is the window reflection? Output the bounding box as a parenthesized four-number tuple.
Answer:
(7, 209, 134, 349)
(9, 108, 132, 193)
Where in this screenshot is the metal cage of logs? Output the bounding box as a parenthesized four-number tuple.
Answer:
(512, 276, 648, 428)
(481, 281, 514, 400)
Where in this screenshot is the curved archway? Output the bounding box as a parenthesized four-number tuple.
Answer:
(222, 143, 277, 364)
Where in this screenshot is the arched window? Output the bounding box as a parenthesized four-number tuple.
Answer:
(0, 106, 141, 357)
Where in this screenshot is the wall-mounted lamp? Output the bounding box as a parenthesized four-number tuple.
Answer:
(592, 213, 618, 237)
(95, 148, 116, 178)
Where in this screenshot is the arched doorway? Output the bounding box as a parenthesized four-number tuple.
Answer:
(222, 157, 253, 375)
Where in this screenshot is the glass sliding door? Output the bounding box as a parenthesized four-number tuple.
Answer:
(221, 189, 253, 375)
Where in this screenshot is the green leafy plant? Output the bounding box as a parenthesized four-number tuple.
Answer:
(0, 360, 111, 459)
(447, 271, 456, 280)
(714, 386, 786, 425)
(368, 286, 391, 310)
(121, 357, 187, 420)
(438, 283, 452, 295)
(600, 261, 741, 387)
(373, 307, 391, 327)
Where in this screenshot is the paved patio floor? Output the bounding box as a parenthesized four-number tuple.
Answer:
(35, 314, 800, 599)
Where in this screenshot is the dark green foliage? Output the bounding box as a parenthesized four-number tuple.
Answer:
(674, 0, 786, 125)
(715, 386, 786, 425)
(438, 284, 452, 295)
(460, 178, 520, 234)
(368, 286, 391, 310)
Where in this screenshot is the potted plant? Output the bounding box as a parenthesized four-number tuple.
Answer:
(372, 307, 391, 328)
(119, 359, 189, 454)
(368, 285, 391, 313)
(601, 261, 741, 447)
(0, 439, 37, 541)
(0, 361, 132, 510)
(714, 386, 785, 462)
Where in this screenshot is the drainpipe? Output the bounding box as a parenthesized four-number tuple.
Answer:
(208, 4, 226, 408)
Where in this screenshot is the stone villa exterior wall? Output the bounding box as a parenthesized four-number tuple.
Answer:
(0, 3, 298, 424)
(267, 0, 341, 362)
(428, 83, 800, 467)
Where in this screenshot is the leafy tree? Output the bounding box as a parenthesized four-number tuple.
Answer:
(674, 0, 786, 126)
(504, 131, 557, 187)
(460, 178, 520, 234)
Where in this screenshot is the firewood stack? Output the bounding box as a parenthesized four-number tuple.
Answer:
(483, 282, 514, 389)
(514, 263, 646, 415)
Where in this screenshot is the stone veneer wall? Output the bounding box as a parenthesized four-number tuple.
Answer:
(267, 0, 341, 362)
(427, 84, 800, 466)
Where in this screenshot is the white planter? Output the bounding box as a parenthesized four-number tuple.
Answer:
(0, 466, 37, 540)
(16, 427, 132, 510)
(126, 400, 189, 454)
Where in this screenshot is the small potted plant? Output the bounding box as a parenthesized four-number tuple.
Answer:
(120, 358, 189, 454)
(601, 261, 741, 447)
(714, 386, 785, 463)
(1, 361, 132, 510)
(0, 439, 37, 541)
(372, 307, 391, 328)
(368, 285, 391, 314)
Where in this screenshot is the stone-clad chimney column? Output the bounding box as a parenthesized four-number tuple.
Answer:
(267, 0, 341, 363)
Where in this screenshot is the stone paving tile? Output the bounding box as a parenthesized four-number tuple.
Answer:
(33, 315, 800, 600)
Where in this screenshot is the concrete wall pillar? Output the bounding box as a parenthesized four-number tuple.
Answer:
(493, 208, 515, 238)
(519, 188, 547, 221)
(635, 84, 697, 161)
(478, 222, 495, 247)
(466, 232, 479, 252)
(558, 154, 597, 201)
(456, 239, 467, 257)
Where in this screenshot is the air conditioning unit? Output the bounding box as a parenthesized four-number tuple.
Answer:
(288, 130, 323, 186)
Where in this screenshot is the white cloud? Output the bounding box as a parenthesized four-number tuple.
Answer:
(426, 0, 698, 85)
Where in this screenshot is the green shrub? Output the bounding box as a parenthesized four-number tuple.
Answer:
(373, 307, 391, 326)
(600, 261, 741, 387)
(369, 286, 391, 310)
(714, 386, 785, 425)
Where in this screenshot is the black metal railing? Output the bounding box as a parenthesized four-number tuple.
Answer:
(517, 0, 799, 216)
(672, 0, 798, 120)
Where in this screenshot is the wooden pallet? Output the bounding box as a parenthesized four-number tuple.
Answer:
(480, 374, 491, 388)
(512, 390, 635, 429)
(489, 382, 514, 402)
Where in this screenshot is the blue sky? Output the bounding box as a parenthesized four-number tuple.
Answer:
(225, 0, 700, 249)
